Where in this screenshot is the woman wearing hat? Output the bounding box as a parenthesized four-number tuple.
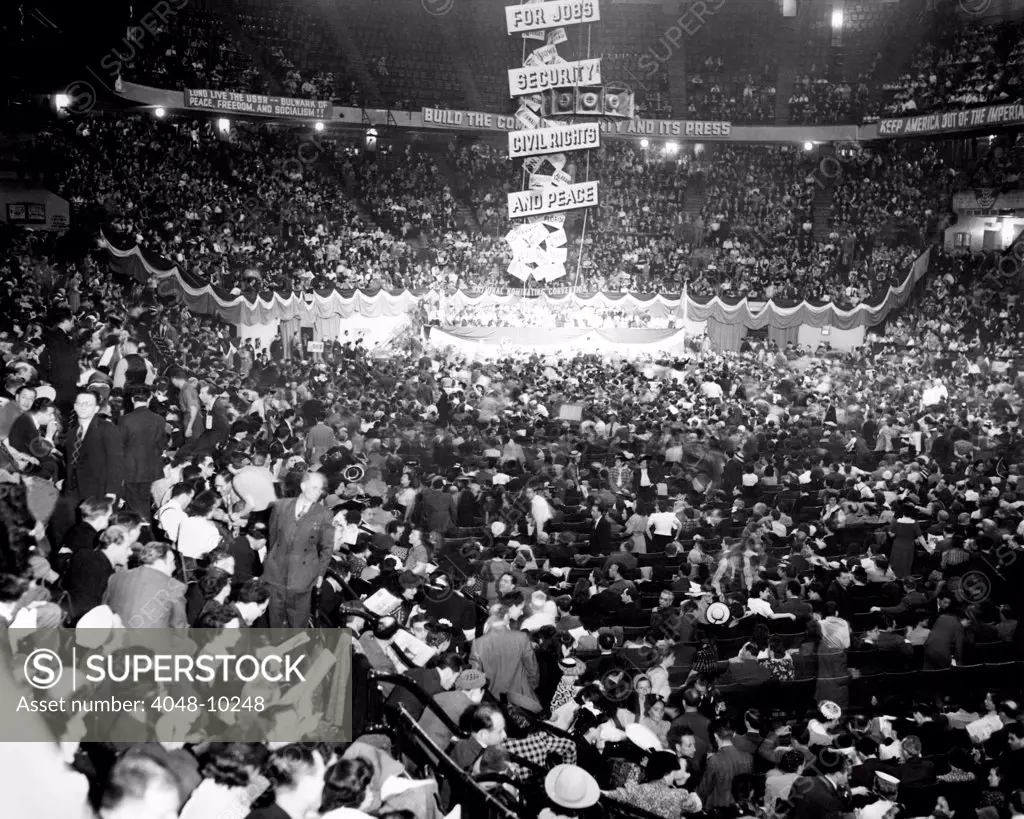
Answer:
(541, 764, 600, 819)
(604, 750, 701, 816)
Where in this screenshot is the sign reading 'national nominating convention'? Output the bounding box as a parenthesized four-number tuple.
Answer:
(508, 181, 599, 219)
(508, 59, 602, 97)
(505, 0, 601, 34)
(508, 122, 601, 158)
(184, 89, 331, 119)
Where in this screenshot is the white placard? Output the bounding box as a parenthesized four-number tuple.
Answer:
(508, 180, 599, 218)
(526, 222, 549, 245)
(546, 245, 569, 264)
(516, 106, 541, 130)
(508, 260, 530, 281)
(546, 227, 568, 247)
(533, 43, 560, 64)
(530, 173, 554, 189)
(522, 94, 544, 113)
(524, 51, 543, 67)
(306, 340, 325, 353)
(547, 152, 567, 170)
(523, 156, 543, 174)
(508, 121, 600, 158)
(505, 0, 601, 34)
(547, 27, 568, 44)
(523, 29, 546, 40)
(508, 58, 601, 97)
(543, 213, 567, 226)
(552, 169, 572, 186)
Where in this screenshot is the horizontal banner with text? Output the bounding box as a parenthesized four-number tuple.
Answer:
(509, 122, 601, 157)
(505, 0, 601, 34)
(508, 180, 599, 218)
(509, 58, 602, 97)
(877, 103, 1024, 137)
(184, 89, 331, 119)
(423, 106, 731, 139)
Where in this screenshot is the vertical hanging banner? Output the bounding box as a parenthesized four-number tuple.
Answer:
(505, 0, 602, 34)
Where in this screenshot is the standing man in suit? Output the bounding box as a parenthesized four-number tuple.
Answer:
(118, 390, 168, 523)
(588, 502, 615, 555)
(786, 749, 852, 819)
(470, 605, 540, 711)
(420, 476, 456, 536)
(104, 541, 187, 628)
(263, 471, 335, 628)
(697, 718, 754, 813)
(53, 390, 124, 545)
(64, 390, 124, 502)
(38, 307, 80, 417)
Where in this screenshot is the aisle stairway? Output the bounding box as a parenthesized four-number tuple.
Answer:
(811, 165, 835, 244)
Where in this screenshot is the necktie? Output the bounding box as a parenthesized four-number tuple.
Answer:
(296, 501, 306, 521)
(70, 425, 85, 468)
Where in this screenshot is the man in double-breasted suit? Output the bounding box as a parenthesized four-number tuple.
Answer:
(53, 390, 124, 544)
(263, 471, 335, 628)
(118, 390, 168, 522)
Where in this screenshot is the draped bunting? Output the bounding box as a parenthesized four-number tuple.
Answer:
(432, 326, 691, 355)
(101, 230, 930, 330)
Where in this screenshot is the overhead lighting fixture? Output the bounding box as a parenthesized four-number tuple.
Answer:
(315, 121, 324, 132)
(154, 107, 166, 118)
(640, 138, 649, 149)
(664, 142, 678, 155)
(803, 141, 814, 151)
(831, 9, 843, 29)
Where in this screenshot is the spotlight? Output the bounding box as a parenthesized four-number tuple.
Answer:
(803, 141, 814, 152)
(217, 118, 230, 134)
(664, 142, 679, 155)
(154, 107, 166, 118)
(315, 121, 324, 132)
(640, 138, 649, 149)
(831, 9, 843, 29)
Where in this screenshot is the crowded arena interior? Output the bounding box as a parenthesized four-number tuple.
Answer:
(1, 0, 1024, 817)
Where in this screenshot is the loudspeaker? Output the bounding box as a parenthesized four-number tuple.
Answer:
(575, 86, 602, 114)
(543, 88, 576, 117)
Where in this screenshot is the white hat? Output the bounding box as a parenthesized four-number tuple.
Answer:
(544, 764, 600, 809)
(625, 723, 663, 751)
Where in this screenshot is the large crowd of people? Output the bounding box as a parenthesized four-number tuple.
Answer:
(3, 6, 1024, 817)
(1, 212, 1024, 819)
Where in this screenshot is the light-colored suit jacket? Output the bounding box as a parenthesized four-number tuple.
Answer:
(103, 565, 188, 628)
(470, 627, 539, 699)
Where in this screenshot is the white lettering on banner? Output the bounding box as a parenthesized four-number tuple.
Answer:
(505, 0, 601, 34)
(508, 122, 601, 157)
(421, 107, 518, 131)
(185, 89, 329, 119)
(508, 180, 599, 218)
(508, 59, 601, 97)
(547, 27, 568, 44)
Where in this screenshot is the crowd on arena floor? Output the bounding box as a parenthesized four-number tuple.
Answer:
(2, 187, 1024, 815)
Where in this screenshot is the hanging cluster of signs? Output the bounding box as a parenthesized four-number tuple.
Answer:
(503, 0, 624, 284)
